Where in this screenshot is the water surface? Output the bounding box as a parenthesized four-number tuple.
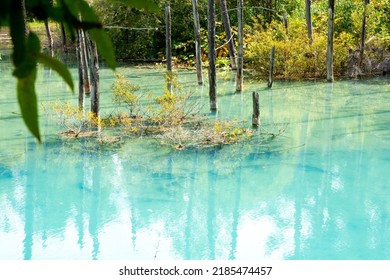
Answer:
(1, 63, 389, 259)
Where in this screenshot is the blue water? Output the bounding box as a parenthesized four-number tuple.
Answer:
(0, 63, 390, 259)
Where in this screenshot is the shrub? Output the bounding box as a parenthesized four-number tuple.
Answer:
(246, 18, 352, 80)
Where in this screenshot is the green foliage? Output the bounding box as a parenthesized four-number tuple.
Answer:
(49, 100, 99, 136)
(0, 0, 158, 141)
(113, 0, 158, 12)
(311, 0, 390, 44)
(49, 74, 253, 149)
(247, 18, 348, 79)
(94, 0, 208, 60)
(17, 68, 40, 141)
(112, 72, 141, 116)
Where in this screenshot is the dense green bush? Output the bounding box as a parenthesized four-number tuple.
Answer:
(246, 18, 352, 79)
(246, 0, 390, 79)
(92, 0, 389, 77)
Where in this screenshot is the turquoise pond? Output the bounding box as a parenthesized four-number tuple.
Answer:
(0, 62, 390, 260)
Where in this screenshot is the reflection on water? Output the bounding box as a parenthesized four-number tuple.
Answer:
(0, 63, 390, 259)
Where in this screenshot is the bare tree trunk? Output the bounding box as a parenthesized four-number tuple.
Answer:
(84, 32, 100, 121)
(80, 29, 91, 95)
(60, 23, 67, 53)
(219, 0, 237, 70)
(359, 0, 369, 66)
(44, 21, 54, 56)
(305, 0, 313, 44)
(236, 0, 244, 92)
(252, 92, 260, 128)
(207, 0, 217, 111)
(268, 46, 275, 88)
(191, 0, 203, 85)
(165, 4, 173, 92)
(76, 30, 85, 110)
(21, 0, 29, 35)
(326, 0, 335, 82)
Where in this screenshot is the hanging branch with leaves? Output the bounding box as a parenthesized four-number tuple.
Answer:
(0, 0, 158, 141)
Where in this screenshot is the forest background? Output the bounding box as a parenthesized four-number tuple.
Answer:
(0, 0, 389, 142)
(92, 0, 390, 79)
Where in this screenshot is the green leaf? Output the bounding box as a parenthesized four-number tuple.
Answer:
(77, 0, 100, 22)
(17, 68, 41, 142)
(13, 32, 41, 78)
(27, 32, 41, 53)
(36, 53, 74, 92)
(89, 29, 116, 70)
(62, 0, 79, 18)
(70, 0, 116, 70)
(112, 0, 159, 12)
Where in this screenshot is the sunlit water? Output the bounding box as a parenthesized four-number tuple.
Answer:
(1, 62, 389, 260)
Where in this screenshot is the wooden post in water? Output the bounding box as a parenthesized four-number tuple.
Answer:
(165, 4, 173, 92)
(326, 0, 335, 82)
(252, 92, 260, 128)
(207, 0, 218, 111)
(305, 0, 313, 44)
(359, 0, 369, 66)
(76, 29, 85, 110)
(268, 46, 275, 88)
(219, 0, 237, 70)
(191, 0, 203, 85)
(236, 0, 244, 92)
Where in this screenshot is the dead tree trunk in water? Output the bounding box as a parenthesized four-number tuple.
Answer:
(85, 32, 100, 121)
(326, 0, 335, 82)
(207, 0, 218, 111)
(76, 29, 85, 110)
(359, 0, 369, 66)
(236, 0, 244, 92)
(60, 23, 67, 53)
(305, 0, 313, 44)
(219, 0, 237, 70)
(268, 46, 275, 88)
(252, 92, 260, 128)
(80, 29, 91, 95)
(44, 21, 54, 56)
(326, 0, 334, 82)
(165, 4, 173, 92)
(191, 0, 203, 85)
